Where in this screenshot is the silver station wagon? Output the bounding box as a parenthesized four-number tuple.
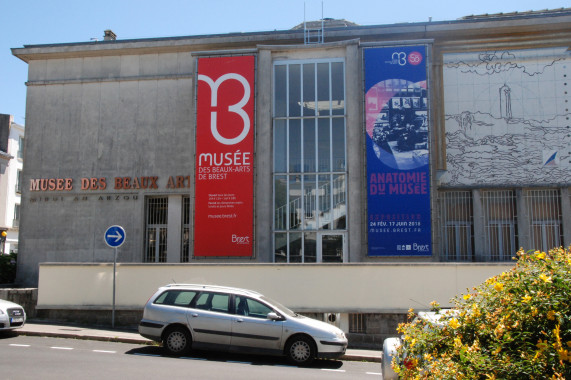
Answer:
(139, 284, 348, 365)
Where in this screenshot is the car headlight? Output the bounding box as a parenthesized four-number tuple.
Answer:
(0, 309, 4, 315)
(335, 330, 345, 340)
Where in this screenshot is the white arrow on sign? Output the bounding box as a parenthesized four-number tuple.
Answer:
(107, 230, 123, 243)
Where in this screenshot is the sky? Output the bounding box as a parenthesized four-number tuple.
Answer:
(1, 0, 568, 126)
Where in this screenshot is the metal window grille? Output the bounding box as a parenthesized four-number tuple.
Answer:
(481, 190, 518, 261)
(525, 189, 563, 252)
(440, 191, 474, 262)
(145, 197, 168, 263)
(181, 196, 190, 262)
(349, 313, 366, 333)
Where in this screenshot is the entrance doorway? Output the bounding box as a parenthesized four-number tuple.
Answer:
(274, 232, 346, 263)
(318, 233, 346, 262)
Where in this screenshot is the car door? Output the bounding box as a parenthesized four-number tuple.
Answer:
(230, 296, 284, 354)
(186, 291, 232, 350)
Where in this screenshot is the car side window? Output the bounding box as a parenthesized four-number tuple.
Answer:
(211, 293, 230, 313)
(194, 292, 211, 310)
(235, 296, 273, 319)
(193, 292, 230, 314)
(154, 290, 197, 307)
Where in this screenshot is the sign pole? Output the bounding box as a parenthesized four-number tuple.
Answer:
(104, 225, 125, 330)
(112, 247, 117, 328)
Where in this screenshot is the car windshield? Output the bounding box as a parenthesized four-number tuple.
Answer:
(415, 310, 460, 329)
(260, 296, 297, 317)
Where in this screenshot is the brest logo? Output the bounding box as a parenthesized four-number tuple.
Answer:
(198, 73, 251, 146)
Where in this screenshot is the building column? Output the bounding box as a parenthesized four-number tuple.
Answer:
(167, 195, 182, 263)
(255, 49, 273, 262)
(516, 189, 530, 250)
(472, 189, 486, 261)
(345, 42, 362, 263)
(560, 187, 571, 247)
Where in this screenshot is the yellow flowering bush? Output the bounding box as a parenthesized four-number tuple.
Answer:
(394, 246, 571, 379)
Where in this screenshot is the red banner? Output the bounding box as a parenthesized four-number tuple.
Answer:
(194, 56, 255, 256)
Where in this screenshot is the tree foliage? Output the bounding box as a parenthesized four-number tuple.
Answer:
(0, 252, 17, 284)
(395, 247, 571, 379)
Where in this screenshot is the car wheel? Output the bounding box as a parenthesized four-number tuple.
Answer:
(163, 326, 191, 355)
(286, 335, 315, 365)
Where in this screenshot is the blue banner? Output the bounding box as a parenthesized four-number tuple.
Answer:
(364, 46, 431, 256)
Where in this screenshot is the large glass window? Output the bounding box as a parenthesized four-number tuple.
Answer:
(273, 59, 347, 263)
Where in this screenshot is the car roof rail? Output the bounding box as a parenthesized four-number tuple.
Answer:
(162, 283, 262, 296)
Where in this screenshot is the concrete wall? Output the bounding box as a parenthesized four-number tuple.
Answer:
(17, 52, 196, 285)
(37, 262, 512, 312)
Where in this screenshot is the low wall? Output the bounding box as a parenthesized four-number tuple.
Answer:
(0, 288, 38, 318)
(38, 262, 513, 312)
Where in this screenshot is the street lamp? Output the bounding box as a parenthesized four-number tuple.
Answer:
(0, 230, 7, 255)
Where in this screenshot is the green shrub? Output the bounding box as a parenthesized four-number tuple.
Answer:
(0, 252, 17, 284)
(394, 247, 571, 379)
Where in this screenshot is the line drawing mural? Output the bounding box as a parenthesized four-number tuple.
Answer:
(441, 47, 570, 186)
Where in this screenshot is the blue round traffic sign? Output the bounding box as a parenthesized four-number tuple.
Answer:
(104, 225, 126, 248)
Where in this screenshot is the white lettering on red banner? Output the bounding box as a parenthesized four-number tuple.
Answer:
(197, 73, 251, 145)
(194, 56, 255, 257)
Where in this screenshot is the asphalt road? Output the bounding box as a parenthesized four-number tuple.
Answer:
(0, 334, 383, 379)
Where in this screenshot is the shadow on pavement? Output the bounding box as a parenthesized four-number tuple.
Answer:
(0, 331, 19, 339)
(125, 345, 344, 369)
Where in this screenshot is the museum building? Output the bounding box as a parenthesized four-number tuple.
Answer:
(11, 9, 571, 343)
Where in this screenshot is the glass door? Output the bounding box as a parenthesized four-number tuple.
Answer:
(318, 233, 346, 262)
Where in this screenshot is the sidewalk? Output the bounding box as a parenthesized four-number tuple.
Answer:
(17, 321, 382, 363)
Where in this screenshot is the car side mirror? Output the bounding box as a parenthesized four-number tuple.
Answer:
(267, 312, 284, 321)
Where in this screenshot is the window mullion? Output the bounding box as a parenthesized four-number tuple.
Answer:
(285, 64, 290, 119)
(286, 168, 290, 237)
(314, 62, 320, 229)
(329, 61, 333, 115)
(328, 63, 334, 221)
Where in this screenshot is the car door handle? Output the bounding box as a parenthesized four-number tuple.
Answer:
(191, 313, 199, 318)
(236, 318, 244, 323)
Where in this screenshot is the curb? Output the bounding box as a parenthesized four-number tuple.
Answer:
(341, 353, 382, 363)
